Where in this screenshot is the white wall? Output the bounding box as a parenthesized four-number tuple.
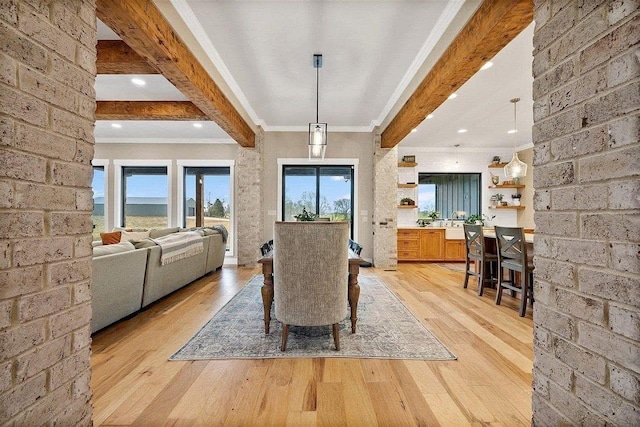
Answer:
(262, 132, 374, 261)
(397, 146, 534, 228)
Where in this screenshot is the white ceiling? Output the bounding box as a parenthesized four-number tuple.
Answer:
(94, 1, 534, 149)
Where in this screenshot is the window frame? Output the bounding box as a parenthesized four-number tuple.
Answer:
(277, 158, 359, 241)
(113, 159, 173, 228)
(177, 159, 235, 256)
(417, 172, 482, 219)
(91, 159, 110, 234)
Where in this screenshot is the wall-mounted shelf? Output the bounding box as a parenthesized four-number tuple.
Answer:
(488, 163, 508, 168)
(398, 205, 418, 209)
(488, 205, 525, 210)
(398, 183, 418, 188)
(488, 184, 525, 189)
(398, 162, 418, 168)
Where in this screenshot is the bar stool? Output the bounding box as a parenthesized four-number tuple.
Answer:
(494, 226, 534, 317)
(463, 224, 498, 296)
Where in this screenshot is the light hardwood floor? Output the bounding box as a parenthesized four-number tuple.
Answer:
(91, 263, 533, 426)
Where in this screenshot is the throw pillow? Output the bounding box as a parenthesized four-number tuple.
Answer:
(100, 231, 121, 245)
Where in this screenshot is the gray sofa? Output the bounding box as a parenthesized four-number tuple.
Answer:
(91, 227, 226, 333)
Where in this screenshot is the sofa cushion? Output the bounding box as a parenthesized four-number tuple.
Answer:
(100, 231, 121, 245)
(93, 241, 135, 257)
(121, 230, 151, 242)
(149, 227, 180, 239)
(133, 238, 157, 249)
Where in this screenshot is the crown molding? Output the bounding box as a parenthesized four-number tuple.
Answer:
(95, 137, 236, 144)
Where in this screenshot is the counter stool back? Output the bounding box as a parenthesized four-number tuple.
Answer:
(463, 224, 498, 296)
(494, 226, 534, 317)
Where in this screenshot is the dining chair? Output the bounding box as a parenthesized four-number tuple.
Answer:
(463, 224, 498, 296)
(273, 221, 348, 351)
(494, 226, 534, 317)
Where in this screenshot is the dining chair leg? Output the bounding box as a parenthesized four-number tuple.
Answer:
(477, 261, 485, 296)
(495, 266, 504, 306)
(463, 259, 470, 288)
(519, 273, 529, 317)
(280, 323, 289, 351)
(509, 270, 517, 297)
(332, 323, 340, 351)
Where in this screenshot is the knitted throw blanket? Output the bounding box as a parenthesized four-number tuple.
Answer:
(153, 231, 203, 265)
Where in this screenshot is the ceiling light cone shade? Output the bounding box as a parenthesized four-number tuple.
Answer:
(308, 123, 327, 160)
(504, 152, 527, 178)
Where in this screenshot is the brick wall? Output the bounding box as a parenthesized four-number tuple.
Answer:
(532, 1, 639, 425)
(372, 131, 398, 268)
(0, 1, 95, 424)
(236, 127, 264, 267)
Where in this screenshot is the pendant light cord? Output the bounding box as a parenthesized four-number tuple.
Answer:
(316, 64, 319, 123)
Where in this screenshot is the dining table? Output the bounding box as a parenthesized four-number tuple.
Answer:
(257, 248, 364, 335)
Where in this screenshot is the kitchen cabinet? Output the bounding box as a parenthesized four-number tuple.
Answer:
(444, 240, 465, 261)
(399, 228, 460, 261)
(420, 229, 443, 260)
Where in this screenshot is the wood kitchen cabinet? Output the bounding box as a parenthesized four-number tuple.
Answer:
(420, 229, 444, 260)
(398, 228, 464, 262)
(444, 240, 465, 261)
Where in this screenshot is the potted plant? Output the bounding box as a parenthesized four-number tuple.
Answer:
(400, 197, 414, 206)
(495, 193, 504, 204)
(464, 214, 495, 226)
(512, 193, 522, 206)
(492, 156, 501, 164)
(294, 207, 317, 221)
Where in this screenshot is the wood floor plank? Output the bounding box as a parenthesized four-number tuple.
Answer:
(131, 361, 207, 426)
(91, 264, 533, 426)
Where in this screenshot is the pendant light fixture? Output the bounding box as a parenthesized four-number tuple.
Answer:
(309, 54, 327, 160)
(504, 97, 527, 182)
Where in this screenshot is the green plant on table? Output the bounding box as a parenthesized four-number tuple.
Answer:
(294, 207, 317, 221)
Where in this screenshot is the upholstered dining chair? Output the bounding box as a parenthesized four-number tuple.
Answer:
(494, 226, 534, 317)
(273, 221, 349, 351)
(463, 224, 498, 296)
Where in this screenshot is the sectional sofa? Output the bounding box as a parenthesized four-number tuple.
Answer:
(91, 227, 226, 333)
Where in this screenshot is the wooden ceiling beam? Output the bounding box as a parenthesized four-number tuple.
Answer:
(96, 101, 208, 121)
(97, 40, 159, 74)
(96, 0, 255, 147)
(381, 0, 534, 148)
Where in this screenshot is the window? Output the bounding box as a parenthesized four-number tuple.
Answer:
(418, 173, 481, 219)
(183, 166, 232, 250)
(282, 165, 354, 237)
(92, 166, 105, 239)
(121, 166, 168, 229)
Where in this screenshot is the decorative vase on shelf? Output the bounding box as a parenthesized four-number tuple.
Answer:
(491, 175, 499, 185)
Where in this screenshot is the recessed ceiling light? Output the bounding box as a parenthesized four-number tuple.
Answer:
(110, 123, 122, 128)
(448, 93, 457, 100)
(508, 129, 518, 134)
(131, 78, 146, 86)
(426, 114, 434, 119)
(193, 123, 203, 128)
(480, 61, 493, 70)
(411, 128, 417, 133)
(457, 129, 468, 133)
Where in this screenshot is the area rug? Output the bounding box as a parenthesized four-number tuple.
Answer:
(171, 275, 455, 360)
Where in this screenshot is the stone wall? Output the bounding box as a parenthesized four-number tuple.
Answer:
(532, 1, 639, 425)
(0, 1, 96, 424)
(372, 131, 398, 268)
(236, 127, 264, 267)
